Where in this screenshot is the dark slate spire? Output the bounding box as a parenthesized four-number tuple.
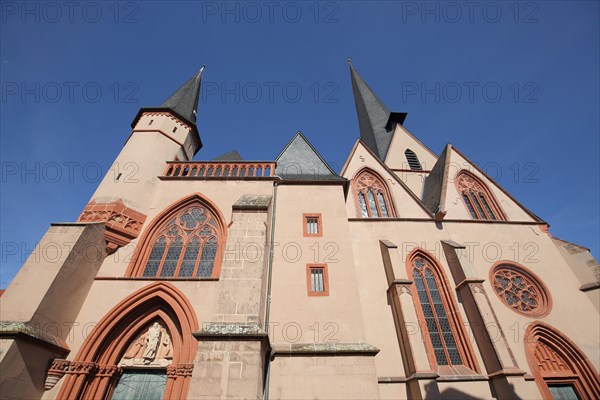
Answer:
(349, 60, 405, 161)
(160, 65, 205, 126)
(131, 66, 205, 152)
(275, 131, 345, 181)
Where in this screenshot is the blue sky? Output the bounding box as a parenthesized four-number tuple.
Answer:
(1, 1, 598, 288)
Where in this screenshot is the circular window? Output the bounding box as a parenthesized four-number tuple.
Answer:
(490, 263, 551, 317)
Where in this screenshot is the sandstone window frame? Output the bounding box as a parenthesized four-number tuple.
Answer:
(407, 249, 479, 372)
(306, 264, 329, 297)
(125, 193, 227, 279)
(490, 261, 552, 318)
(455, 170, 505, 221)
(303, 213, 323, 237)
(353, 168, 396, 218)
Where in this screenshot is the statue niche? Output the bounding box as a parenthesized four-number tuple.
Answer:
(120, 321, 173, 367)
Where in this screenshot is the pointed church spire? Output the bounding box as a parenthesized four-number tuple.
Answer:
(349, 60, 405, 161)
(160, 65, 205, 125)
(131, 66, 205, 152)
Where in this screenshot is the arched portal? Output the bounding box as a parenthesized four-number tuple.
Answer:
(56, 282, 198, 399)
(525, 321, 600, 399)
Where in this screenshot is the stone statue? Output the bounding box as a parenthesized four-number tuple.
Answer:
(142, 322, 162, 362)
(123, 334, 146, 359)
(158, 327, 173, 359)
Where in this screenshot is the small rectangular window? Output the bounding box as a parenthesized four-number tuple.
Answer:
(303, 213, 322, 237)
(306, 264, 329, 296)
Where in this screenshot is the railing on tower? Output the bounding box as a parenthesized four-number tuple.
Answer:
(162, 161, 276, 178)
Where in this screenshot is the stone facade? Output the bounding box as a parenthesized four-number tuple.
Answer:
(0, 66, 598, 400)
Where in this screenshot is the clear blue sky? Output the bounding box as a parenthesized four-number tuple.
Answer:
(1, 1, 598, 288)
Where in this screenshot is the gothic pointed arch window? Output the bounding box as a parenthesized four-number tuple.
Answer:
(525, 322, 600, 399)
(408, 250, 478, 372)
(455, 170, 505, 221)
(353, 169, 396, 218)
(126, 194, 226, 278)
(404, 149, 422, 170)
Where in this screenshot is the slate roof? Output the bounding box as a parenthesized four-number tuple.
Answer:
(160, 66, 205, 126)
(130, 67, 205, 151)
(212, 150, 244, 161)
(349, 60, 398, 161)
(275, 132, 346, 181)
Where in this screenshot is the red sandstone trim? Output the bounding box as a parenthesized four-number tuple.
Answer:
(489, 260, 552, 318)
(306, 264, 330, 297)
(352, 167, 398, 218)
(524, 321, 600, 399)
(455, 169, 506, 221)
(56, 282, 198, 399)
(125, 193, 227, 279)
(303, 213, 323, 237)
(405, 248, 480, 373)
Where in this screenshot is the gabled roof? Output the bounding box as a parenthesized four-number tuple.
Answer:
(349, 60, 396, 161)
(341, 139, 435, 219)
(275, 131, 345, 181)
(212, 150, 244, 161)
(450, 146, 546, 223)
(422, 144, 451, 216)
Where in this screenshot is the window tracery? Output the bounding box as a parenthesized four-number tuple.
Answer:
(456, 170, 505, 220)
(354, 169, 395, 218)
(491, 263, 551, 317)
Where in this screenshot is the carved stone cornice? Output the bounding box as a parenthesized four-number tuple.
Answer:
(176, 363, 194, 377)
(78, 199, 146, 254)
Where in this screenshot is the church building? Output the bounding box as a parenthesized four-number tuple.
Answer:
(1, 62, 598, 400)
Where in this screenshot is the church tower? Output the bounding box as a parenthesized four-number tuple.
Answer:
(79, 67, 205, 254)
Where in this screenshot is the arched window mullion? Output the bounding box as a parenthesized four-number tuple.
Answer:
(354, 169, 395, 218)
(478, 193, 497, 220)
(462, 193, 478, 219)
(468, 191, 487, 220)
(425, 267, 466, 366)
(154, 239, 171, 277)
(154, 233, 181, 276)
(142, 237, 167, 277)
(367, 189, 379, 217)
(420, 267, 453, 366)
(377, 191, 390, 218)
(413, 269, 446, 365)
(372, 190, 383, 218)
(410, 254, 475, 370)
(191, 236, 207, 277)
(358, 192, 369, 218)
(172, 239, 188, 277)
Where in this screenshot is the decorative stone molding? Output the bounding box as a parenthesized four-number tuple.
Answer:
(455, 170, 506, 220)
(44, 359, 71, 390)
(273, 342, 380, 357)
(78, 199, 146, 254)
(138, 111, 193, 131)
(353, 168, 396, 218)
(193, 322, 269, 344)
(490, 262, 552, 318)
(0, 321, 69, 355)
(232, 195, 272, 211)
(96, 365, 121, 378)
(176, 363, 194, 377)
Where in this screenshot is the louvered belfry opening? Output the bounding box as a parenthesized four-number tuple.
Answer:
(404, 149, 423, 170)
